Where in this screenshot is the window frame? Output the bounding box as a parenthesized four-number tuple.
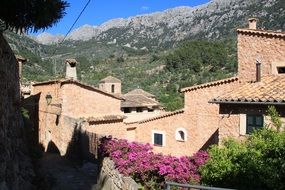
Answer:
(175, 128, 187, 142)
(152, 130, 165, 147)
(246, 114, 264, 134)
(111, 84, 115, 93)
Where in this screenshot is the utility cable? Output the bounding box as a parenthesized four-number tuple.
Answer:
(52, 0, 91, 56)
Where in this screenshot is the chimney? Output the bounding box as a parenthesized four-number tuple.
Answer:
(256, 61, 261, 82)
(65, 59, 78, 80)
(248, 18, 257, 30)
(16, 55, 27, 81)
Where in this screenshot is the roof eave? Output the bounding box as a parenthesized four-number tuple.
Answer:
(209, 100, 285, 105)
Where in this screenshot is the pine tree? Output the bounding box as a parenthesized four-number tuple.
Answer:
(0, 0, 68, 33)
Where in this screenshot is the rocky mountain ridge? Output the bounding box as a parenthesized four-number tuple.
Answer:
(34, 0, 284, 49)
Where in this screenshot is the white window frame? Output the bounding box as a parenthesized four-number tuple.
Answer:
(271, 62, 285, 75)
(175, 128, 187, 142)
(151, 130, 165, 147)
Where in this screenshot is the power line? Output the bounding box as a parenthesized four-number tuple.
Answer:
(52, 0, 92, 56)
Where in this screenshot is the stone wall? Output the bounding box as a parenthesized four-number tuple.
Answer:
(237, 30, 285, 82)
(82, 121, 127, 140)
(219, 104, 285, 141)
(32, 80, 123, 155)
(0, 33, 34, 189)
(61, 83, 122, 118)
(96, 157, 138, 190)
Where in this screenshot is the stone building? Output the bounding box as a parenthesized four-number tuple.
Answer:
(106, 18, 285, 156)
(30, 18, 285, 157)
(99, 76, 122, 95)
(0, 33, 34, 189)
(31, 61, 123, 155)
(210, 21, 285, 139)
(122, 88, 162, 122)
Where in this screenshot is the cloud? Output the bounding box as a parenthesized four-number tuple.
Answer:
(141, 6, 149, 11)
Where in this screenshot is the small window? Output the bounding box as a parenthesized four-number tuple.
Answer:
(277, 67, 285, 74)
(154, 133, 163, 146)
(124, 108, 131, 113)
(152, 130, 165, 146)
(111, 84, 115, 93)
(136, 107, 143, 112)
(148, 108, 154, 112)
(246, 114, 263, 134)
(175, 128, 187, 141)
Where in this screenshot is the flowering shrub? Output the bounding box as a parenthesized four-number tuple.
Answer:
(99, 137, 209, 189)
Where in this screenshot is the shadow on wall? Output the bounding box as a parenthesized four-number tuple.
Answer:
(200, 129, 219, 151)
(46, 141, 60, 154)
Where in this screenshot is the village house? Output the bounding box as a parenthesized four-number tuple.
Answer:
(121, 88, 162, 122)
(98, 75, 162, 122)
(113, 18, 285, 156)
(31, 59, 124, 155)
(28, 18, 285, 157)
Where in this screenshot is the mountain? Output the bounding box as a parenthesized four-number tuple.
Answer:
(4, 0, 285, 110)
(35, 0, 285, 49)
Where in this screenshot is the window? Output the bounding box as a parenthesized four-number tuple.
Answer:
(246, 114, 263, 134)
(277, 67, 285, 74)
(123, 108, 131, 113)
(111, 84, 115, 93)
(154, 133, 163, 146)
(175, 128, 187, 141)
(271, 62, 285, 75)
(152, 130, 165, 146)
(136, 107, 143, 112)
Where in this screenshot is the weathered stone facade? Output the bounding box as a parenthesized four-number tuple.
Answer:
(31, 20, 285, 158)
(237, 29, 285, 82)
(218, 28, 285, 140)
(32, 80, 123, 155)
(0, 33, 34, 189)
(96, 157, 138, 190)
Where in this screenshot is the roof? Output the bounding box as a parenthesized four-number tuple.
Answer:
(126, 109, 184, 124)
(124, 88, 156, 98)
(99, 76, 121, 83)
(33, 79, 122, 100)
(237, 29, 285, 38)
(180, 77, 238, 93)
(121, 94, 160, 108)
(15, 55, 27, 62)
(85, 115, 126, 123)
(65, 59, 78, 64)
(210, 75, 285, 105)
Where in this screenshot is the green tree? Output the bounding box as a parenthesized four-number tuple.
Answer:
(0, 0, 68, 33)
(200, 107, 285, 189)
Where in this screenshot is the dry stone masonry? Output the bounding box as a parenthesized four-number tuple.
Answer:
(0, 33, 34, 189)
(96, 157, 139, 190)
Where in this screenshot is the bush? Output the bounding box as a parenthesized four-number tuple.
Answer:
(99, 137, 209, 189)
(200, 128, 285, 190)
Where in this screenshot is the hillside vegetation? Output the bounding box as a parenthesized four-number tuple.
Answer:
(5, 0, 284, 110)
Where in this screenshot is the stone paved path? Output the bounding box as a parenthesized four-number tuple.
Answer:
(38, 153, 98, 190)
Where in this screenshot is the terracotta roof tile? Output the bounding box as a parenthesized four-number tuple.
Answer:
(180, 77, 238, 93)
(86, 115, 126, 123)
(99, 76, 121, 83)
(140, 109, 184, 124)
(211, 75, 285, 104)
(237, 29, 285, 38)
(121, 94, 160, 108)
(33, 78, 122, 100)
(124, 88, 155, 98)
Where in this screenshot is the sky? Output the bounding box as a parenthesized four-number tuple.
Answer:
(39, 0, 210, 35)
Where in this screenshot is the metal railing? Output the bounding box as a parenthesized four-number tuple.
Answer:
(165, 181, 236, 190)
